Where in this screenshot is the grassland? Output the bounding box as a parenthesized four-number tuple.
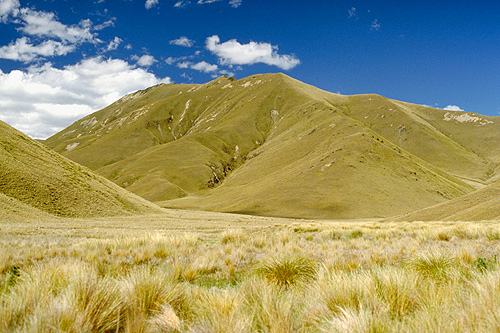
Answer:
(2, 211, 500, 332)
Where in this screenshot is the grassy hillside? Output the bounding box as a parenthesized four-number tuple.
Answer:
(45, 73, 500, 219)
(0, 121, 161, 218)
(393, 180, 500, 221)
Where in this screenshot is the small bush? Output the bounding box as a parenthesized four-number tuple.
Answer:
(349, 230, 363, 239)
(409, 252, 454, 281)
(257, 255, 317, 289)
(475, 256, 497, 273)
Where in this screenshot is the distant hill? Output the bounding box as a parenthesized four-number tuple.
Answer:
(45, 74, 500, 219)
(392, 181, 500, 221)
(0, 120, 161, 218)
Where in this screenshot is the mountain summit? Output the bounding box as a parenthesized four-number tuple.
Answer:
(45, 74, 500, 219)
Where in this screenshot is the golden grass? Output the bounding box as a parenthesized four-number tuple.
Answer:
(2, 211, 500, 331)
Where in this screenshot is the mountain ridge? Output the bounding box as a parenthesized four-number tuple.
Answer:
(44, 73, 500, 219)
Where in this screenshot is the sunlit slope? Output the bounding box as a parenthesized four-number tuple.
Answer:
(45, 82, 197, 170)
(393, 181, 500, 221)
(160, 108, 474, 218)
(45, 73, 500, 218)
(326, 95, 497, 182)
(0, 121, 161, 217)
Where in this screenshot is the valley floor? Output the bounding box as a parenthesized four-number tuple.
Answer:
(2, 211, 500, 332)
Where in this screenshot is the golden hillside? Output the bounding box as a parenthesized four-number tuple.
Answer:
(45, 74, 500, 219)
(0, 120, 161, 218)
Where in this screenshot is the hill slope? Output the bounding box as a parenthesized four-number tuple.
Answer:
(0, 121, 161, 218)
(393, 181, 500, 221)
(45, 74, 500, 219)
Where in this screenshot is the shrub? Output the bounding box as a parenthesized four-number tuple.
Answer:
(257, 255, 317, 289)
(409, 252, 454, 281)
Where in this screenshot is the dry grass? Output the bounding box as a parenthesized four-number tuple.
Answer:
(2, 212, 500, 331)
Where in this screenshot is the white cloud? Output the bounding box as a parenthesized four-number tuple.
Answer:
(174, 0, 240, 8)
(228, 0, 242, 8)
(94, 19, 115, 31)
(145, 0, 159, 9)
(132, 54, 157, 67)
(0, 57, 171, 138)
(176, 61, 190, 69)
(19, 8, 96, 44)
(106, 36, 122, 51)
(0, 37, 76, 62)
(348, 7, 356, 18)
(169, 36, 194, 47)
(206, 35, 300, 70)
(165, 56, 176, 65)
(174, 60, 218, 73)
(174, 1, 190, 8)
(166, 56, 188, 65)
(0, 3, 114, 62)
(0, 0, 19, 22)
(443, 105, 464, 111)
(191, 61, 218, 73)
(371, 19, 381, 31)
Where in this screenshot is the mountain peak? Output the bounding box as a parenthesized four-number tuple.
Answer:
(43, 74, 500, 219)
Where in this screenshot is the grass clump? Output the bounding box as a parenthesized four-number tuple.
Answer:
(409, 251, 455, 281)
(257, 255, 317, 289)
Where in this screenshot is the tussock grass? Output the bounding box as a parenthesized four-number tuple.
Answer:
(409, 251, 456, 281)
(2, 215, 500, 331)
(257, 255, 317, 288)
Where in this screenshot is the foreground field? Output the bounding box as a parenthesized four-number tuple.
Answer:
(2, 211, 500, 332)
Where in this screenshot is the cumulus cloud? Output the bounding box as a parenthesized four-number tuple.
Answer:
(191, 61, 218, 73)
(0, 57, 171, 138)
(443, 105, 464, 111)
(218, 69, 234, 76)
(132, 54, 157, 67)
(205, 35, 300, 70)
(106, 37, 122, 51)
(169, 36, 194, 47)
(0, 37, 75, 62)
(18, 8, 96, 44)
(0, 0, 19, 22)
(176, 61, 190, 69)
(145, 0, 159, 9)
(0, 4, 111, 62)
(174, 60, 218, 73)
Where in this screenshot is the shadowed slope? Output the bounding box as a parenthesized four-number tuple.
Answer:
(0, 121, 161, 218)
(393, 181, 500, 221)
(44, 74, 500, 219)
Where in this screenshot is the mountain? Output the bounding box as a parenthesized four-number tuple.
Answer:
(0, 120, 161, 218)
(392, 180, 500, 221)
(44, 73, 500, 219)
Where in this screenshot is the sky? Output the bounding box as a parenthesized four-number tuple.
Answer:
(0, 0, 499, 139)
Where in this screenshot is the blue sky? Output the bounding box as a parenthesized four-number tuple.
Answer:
(0, 0, 499, 138)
